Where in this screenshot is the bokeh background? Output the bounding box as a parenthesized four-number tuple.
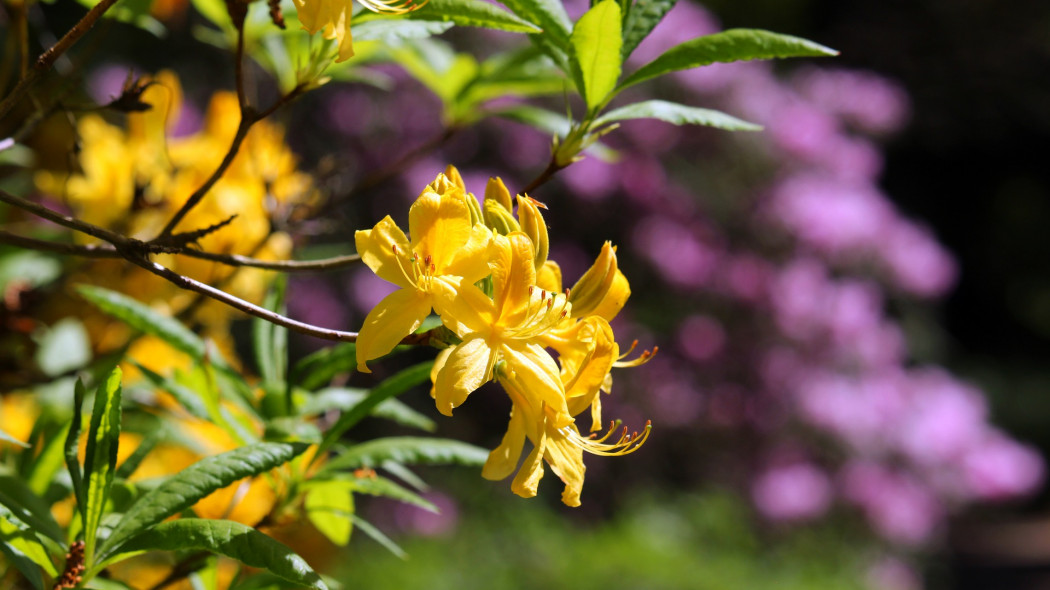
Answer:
(7, 0, 1050, 588)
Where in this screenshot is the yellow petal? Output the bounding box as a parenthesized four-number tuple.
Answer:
(444, 223, 494, 285)
(564, 318, 618, 417)
(482, 407, 527, 481)
(355, 288, 431, 372)
(569, 241, 620, 318)
(501, 341, 570, 426)
(516, 195, 549, 268)
(433, 335, 494, 416)
(432, 280, 495, 338)
(442, 166, 466, 191)
(536, 259, 563, 293)
(409, 186, 473, 273)
(355, 216, 412, 288)
(543, 426, 585, 507)
(490, 233, 537, 325)
(293, 0, 354, 62)
(428, 347, 453, 400)
(590, 268, 631, 322)
(511, 416, 547, 499)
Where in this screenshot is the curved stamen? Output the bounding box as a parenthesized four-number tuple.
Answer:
(392, 245, 418, 286)
(562, 419, 651, 457)
(614, 345, 658, 368)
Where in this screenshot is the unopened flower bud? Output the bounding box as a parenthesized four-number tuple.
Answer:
(516, 195, 549, 268)
(485, 176, 514, 212)
(484, 198, 520, 235)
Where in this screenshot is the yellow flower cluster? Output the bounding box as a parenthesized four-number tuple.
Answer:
(355, 166, 650, 506)
(34, 71, 316, 352)
(293, 0, 428, 62)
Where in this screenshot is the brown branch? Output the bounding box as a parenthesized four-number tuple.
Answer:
(1, 189, 361, 342)
(0, 229, 361, 271)
(0, 0, 121, 120)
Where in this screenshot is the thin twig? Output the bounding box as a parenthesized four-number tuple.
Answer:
(1, 190, 362, 342)
(0, 229, 361, 270)
(0, 0, 121, 120)
(521, 155, 566, 195)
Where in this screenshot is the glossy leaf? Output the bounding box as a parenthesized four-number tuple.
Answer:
(398, 0, 541, 33)
(570, 0, 623, 111)
(0, 476, 65, 543)
(594, 99, 762, 130)
(83, 367, 123, 563)
(619, 28, 838, 91)
(305, 481, 354, 546)
(117, 519, 327, 590)
(97, 442, 308, 561)
(0, 520, 45, 590)
(323, 437, 488, 473)
(500, 0, 572, 48)
(620, 0, 677, 60)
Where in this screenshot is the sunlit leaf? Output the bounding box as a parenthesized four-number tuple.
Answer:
(83, 367, 123, 563)
(570, 0, 622, 111)
(619, 28, 837, 91)
(620, 0, 676, 60)
(117, 519, 327, 590)
(305, 481, 354, 546)
(594, 99, 762, 130)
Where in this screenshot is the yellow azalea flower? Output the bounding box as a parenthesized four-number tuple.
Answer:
(482, 361, 650, 507)
(430, 232, 571, 423)
(354, 173, 493, 372)
(293, 0, 428, 63)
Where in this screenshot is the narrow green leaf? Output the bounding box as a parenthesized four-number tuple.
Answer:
(253, 278, 287, 388)
(348, 475, 437, 513)
(0, 476, 65, 543)
(500, 0, 572, 47)
(570, 0, 623, 111)
(323, 437, 489, 473)
(619, 28, 838, 91)
(315, 363, 433, 459)
(132, 362, 211, 420)
(302, 388, 436, 432)
(620, 0, 676, 60)
(263, 418, 322, 443)
(290, 343, 357, 391)
(97, 442, 308, 561)
(594, 99, 762, 130)
(400, 0, 541, 33)
(83, 367, 123, 564)
(26, 424, 69, 495)
(115, 432, 159, 480)
(0, 522, 45, 590)
(118, 519, 327, 590)
(76, 285, 210, 364)
(305, 481, 354, 546)
(380, 460, 429, 491)
(350, 514, 406, 559)
(66, 379, 87, 534)
(352, 19, 453, 43)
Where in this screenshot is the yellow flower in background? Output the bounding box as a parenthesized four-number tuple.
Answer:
(293, 0, 429, 63)
(354, 173, 493, 372)
(430, 232, 571, 422)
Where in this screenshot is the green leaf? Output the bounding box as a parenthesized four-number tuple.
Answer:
(350, 514, 406, 559)
(593, 99, 762, 130)
(190, 0, 233, 31)
(66, 379, 87, 533)
(97, 442, 308, 562)
(76, 285, 211, 365)
(263, 418, 322, 443)
(500, 0, 572, 48)
(290, 343, 358, 391)
(115, 432, 159, 480)
(0, 519, 45, 590)
(619, 28, 838, 91)
(347, 475, 437, 513)
(305, 481, 354, 546)
(352, 19, 454, 43)
(34, 318, 91, 377)
(0, 475, 65, 543)
(570, 0, 623, 112)
(83, 367, 124, 564)
(132, 362, 211, 420)
(253, 277, 288, 388)
(315, 363, 433, 459)
(323, 437, 488, 473)
(26, 424, 68, 495)
(492, 105, 620, 162)
(620, 0, 676, 60)
(301, 388, 435, 432)
(399, 0, 541, 33)
(117, 519, 327, 590)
